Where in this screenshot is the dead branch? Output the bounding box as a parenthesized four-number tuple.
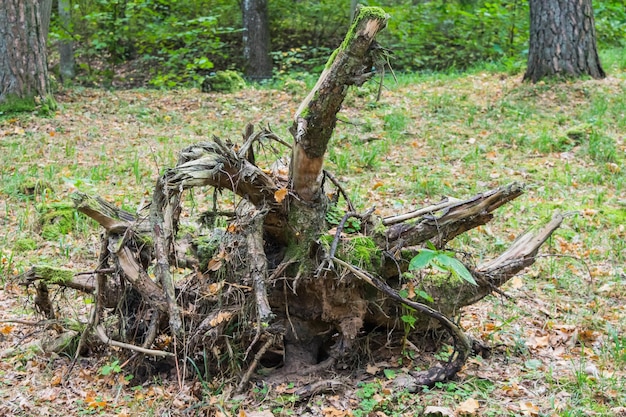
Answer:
(94, 325, 174, 357)
(247, 212, 274, 324)
(382, 182, 524, 249)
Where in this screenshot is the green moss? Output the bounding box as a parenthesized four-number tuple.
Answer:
(201, 70, 246, 93)
(0, 94, 56, 117)
(17, 178, 53, 197)
(0, 95, 36, 116)
(325, 6, 388, 70)
(32, 265, 74, 284)
(14, 238, 38, 251)
(195, 229, 225, 271)
(321, 234, 382, 269)
(37, 202, 77, 240)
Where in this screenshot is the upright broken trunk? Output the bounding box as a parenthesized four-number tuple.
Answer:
(20, 6, 563, 393)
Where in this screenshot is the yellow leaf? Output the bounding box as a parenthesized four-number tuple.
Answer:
(456, 397, 480, 415)
(508, 276, 524, 290)
(274, 187, 288, 203)
(0, 324, 14, 335)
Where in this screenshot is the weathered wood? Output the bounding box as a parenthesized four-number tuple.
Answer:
(289, 7, 388, 202)
(72, 192, 141, 234)
(382, 182, 524, 249)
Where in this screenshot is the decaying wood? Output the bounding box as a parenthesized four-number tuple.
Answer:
(290, 7, 388, 202)
(18, 6, 564, 395)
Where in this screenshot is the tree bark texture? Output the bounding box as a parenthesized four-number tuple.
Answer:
(290, 7, 388, 202)
(524, 0, 605, 83)
(0, 0, 51, 104)
(242, 0, 273, 80)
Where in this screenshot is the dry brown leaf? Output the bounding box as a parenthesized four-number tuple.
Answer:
(209, 311, 234, 327)
(456, 397, 480, 415)
(322, 407, 351, 417)
(423, 406, 455, 417)
(527, 334, 550, 349)
(366, 364, 380, 375)
(519, 401, 540, 416)
(274, 187, 288, 203)
(207, 259, 223, 271)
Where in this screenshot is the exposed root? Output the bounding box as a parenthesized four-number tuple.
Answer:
(332, 257, 472, 387)
(94, 325, 174, 358)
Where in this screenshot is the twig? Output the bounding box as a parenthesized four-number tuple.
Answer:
(0, 319, 56, 326)
(323, 170, 355, 212)
(94, 325, 174, 357)
(382, 197, 463, 226)
(236, 334, 275, 394)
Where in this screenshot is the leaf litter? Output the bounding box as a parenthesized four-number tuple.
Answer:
(0, 70, 625, 416)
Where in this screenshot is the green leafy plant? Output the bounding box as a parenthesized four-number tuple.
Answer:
(99, 359, 122, 376)
(409, 242, 477, 286)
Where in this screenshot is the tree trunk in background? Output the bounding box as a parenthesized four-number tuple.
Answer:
(350, 0, 359, 21)
(58, 0, 75, 82)
(242, 0, 272, 80)
(0, 0, 52, 105)
(524, 0, 605, 83)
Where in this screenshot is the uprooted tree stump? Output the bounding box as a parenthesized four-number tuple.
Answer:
(19, 6, 562, 393)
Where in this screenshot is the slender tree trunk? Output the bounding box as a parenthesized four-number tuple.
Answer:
(524, 0, 605, 83)
(0, 0, 52, 106)
(242, 0, 272, 80)
(58, 0, 75, 82)
(350, 0, 359, 21)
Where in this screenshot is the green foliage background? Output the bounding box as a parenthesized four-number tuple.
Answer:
(49, 0, 626, 87)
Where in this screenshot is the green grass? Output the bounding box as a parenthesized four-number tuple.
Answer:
(0, 51, 625, 415)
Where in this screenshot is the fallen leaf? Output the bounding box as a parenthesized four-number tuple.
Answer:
(209, 311, 233, 327)
(366, 364, 380, 375)
(207, 259, 222, 271)
(0, 324, 14, 335)
(274, 187, 288, 203)
(508, 276, 524, 290)
(519, 401, 540, 416)
(456, 397, 480, 415)
(322, 407, 351, 417)
(423, 406, 455, 417)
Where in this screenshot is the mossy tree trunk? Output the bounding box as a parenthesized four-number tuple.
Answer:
(21, 7, 562, 392)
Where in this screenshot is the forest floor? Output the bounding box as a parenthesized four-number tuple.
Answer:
(1, 59, 625, 416)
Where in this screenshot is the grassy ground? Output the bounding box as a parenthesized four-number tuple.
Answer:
(0, 49, 625, 416)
